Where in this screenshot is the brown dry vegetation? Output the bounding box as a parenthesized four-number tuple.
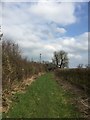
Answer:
(54, 68, 90, 118)
(2, 40, 46, 90)
(55, 68, 90, 96)
(2, 40, 46, 113)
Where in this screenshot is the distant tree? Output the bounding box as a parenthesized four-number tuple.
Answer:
(77, 64, 83, 68)
(52, 50, 69, 68)
(85, 64, 90, 68)
(0, 26, 3, 40)
(0, 32, 3, 40)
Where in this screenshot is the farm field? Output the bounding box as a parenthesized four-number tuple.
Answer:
(3, 73, 81, 118)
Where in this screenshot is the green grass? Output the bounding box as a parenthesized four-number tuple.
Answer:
(4, 73, 81, 118)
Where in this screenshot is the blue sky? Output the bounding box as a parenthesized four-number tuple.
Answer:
(66, 3, 88, 36)
(1, 0, 88, 67)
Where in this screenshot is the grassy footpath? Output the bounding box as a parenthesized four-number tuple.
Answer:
(4, 73, 81, 118)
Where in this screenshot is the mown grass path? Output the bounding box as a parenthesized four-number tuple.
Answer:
(5, 73, 80, 118)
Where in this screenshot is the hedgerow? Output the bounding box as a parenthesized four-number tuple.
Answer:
(54, 68, 90, 96)
(2, 40, 46, 90)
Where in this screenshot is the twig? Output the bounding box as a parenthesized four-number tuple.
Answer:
(80, 100, 90, 109)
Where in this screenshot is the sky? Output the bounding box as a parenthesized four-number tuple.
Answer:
(1, 0, 89, 67)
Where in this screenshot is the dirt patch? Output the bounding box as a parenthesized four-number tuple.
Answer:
(2, 72, 45, 114)
(55, 77, 90, 118)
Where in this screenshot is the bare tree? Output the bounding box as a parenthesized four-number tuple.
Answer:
(85, 64, 89, 68)
(0, 26, 3, 40)
(52, 50, 69, 68)
(53, 51, 59, 67)
(77, 64, 83, 68)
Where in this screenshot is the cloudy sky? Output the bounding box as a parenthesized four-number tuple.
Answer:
(1, 0, 88, 67)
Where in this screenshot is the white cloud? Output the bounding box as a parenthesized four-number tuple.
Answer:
(13, 32, 88, 62)
(59, 32, 88, 52)
(56, 27, 67, 34)
(30, 2, 76, 25)
(44, 45, 56, 52)
(0, 3, 2, 25)
(2, 2, 88, 67)
(68, 53, 82, 59)
(2, 0, 89, 2)
(62, 38, 75, 46)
